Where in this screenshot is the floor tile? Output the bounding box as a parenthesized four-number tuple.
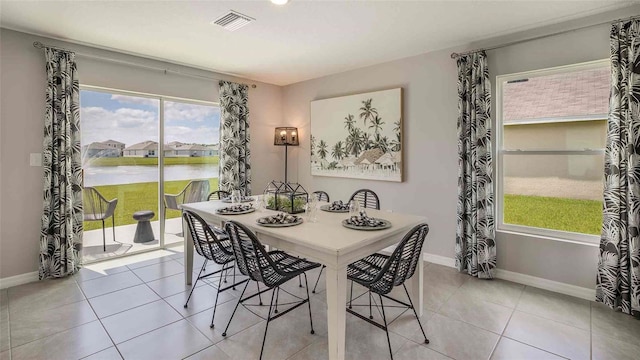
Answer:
(490, 337, 565, 360)
(81, 346, 122, 360)
(116, 320, 211, 360)
(425, 263, 470, 288)
(592, 332, 640, 360)
(503, 311, 589, 360)
(438, 293, 513, 334)
(416, 313, 500, 360)
(79, 271, 142, 298)
(8, 277, 85, 315)
(130, 260, 184, 282)
(101, 300, 182, 344)
(0, 350, 9, 360)
(146, 272, 206, 298)
(591, 301, 640, 346)
(216, 318, 326, 360)
(88, 284, 160, 318)
(11, 321, 112, 360)
(0, 315, 9, 352)
(516, 286, 591, 330)
(185, 297, 264, 343)
(184, 344, 230, 360)
(164, 283, 237, 317)
(393, 341, 452, 360)
(74, 263, 130, 282)
(10, 300, 97, 348)
(387, 307, 435, 340)
(456, 278, 524, 308)
(422, 281, 459, 312)
(124, 255, 174, 270)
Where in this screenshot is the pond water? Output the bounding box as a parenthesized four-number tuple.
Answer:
(84, 164, 219, 186)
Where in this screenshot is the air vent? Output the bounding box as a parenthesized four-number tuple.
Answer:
(212, 10, 254, 31)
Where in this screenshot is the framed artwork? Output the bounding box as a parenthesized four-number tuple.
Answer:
(310, 88, 402, 182)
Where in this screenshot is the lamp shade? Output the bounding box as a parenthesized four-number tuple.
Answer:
(274, 127, 299, 146)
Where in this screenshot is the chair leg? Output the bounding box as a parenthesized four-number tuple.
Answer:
(256, 281, 263, 305)
(312, 265, 325, 294)
(222, 281, 249, 337)
(259, 287, 278, 360)
(403, 284, 429, 344)
(184, 260, 207, 308)
(210, 263, 225, 328)
(349, 280, 354, 309)
(303, 273, 315, 334)
(378, 294, 393, 360)
(369, 291, 373, 319)
(274, 287, 280, 314)
(112, 216, 116, 242)
(232, 265, 236, 290)
(299, 274, 303, 287)
(101, 219, 106, 252)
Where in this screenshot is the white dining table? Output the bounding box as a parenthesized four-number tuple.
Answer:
(181, 199, 427, 360)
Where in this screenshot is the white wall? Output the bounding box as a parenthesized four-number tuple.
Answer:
(0, 29, 283, 278)
(282, 6, 640, 290)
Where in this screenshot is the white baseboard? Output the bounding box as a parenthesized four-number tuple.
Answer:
(422, 253, 595, 301)
(0, 271, 39, 290)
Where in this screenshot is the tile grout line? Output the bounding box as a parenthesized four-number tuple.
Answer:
(486, 283, 526, 359)
(76, 274, 124, 360)
(498, 285, 571, 360)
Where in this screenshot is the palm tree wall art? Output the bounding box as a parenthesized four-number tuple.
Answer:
(310, 88, 402, 182)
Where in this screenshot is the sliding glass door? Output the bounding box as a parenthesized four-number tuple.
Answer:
(80, 87, 220, 262)
(162, 100, 221, 246)
(80, 89, 161, 262)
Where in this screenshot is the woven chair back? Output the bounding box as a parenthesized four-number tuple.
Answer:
(349, 189, 380, 210)
(183, 210, 233, 264)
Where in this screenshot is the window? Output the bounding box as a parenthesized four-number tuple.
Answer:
(496, 60, 609, 243)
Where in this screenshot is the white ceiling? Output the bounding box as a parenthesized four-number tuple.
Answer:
(0, 1, 634, 85)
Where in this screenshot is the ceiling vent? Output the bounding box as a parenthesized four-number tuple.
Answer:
(212, 10, 254, 31)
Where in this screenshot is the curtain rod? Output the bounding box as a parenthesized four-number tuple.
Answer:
(450, 13, 640, 59)
(32, 41, 257, 88)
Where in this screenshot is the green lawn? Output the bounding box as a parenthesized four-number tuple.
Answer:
(504, 194, 602, 235)
(83, 178, 218, 231)
(86, 156, 219, 166)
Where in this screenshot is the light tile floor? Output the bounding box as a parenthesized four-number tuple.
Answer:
(1, 248, 639, 360)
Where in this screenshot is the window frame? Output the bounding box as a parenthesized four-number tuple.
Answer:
(495, 59, 609, 245)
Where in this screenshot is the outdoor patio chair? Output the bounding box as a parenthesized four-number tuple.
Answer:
(83, 186, 118, 252)
(164, 179, 210, 235)
(312, 190, 330, 202)
(207, 190, 230, 201)
(222, 220, 320, 360)
(182, 210, 247, 328)
(347, 223, 430, 360)
(349, 188, 380, 210)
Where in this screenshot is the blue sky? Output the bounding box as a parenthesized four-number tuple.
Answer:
(80, 90, 220, 147)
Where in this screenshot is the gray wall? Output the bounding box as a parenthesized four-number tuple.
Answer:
(0, 29, 283, 278)
(282, 6, 640, 289)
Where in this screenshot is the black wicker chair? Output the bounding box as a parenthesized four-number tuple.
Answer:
(222, 221, 320, 360)
(207, 190, 230, 201)
(311, 189, 380, 293)
(349, 188, 380, 210)
(182, 210, 248, 328)
(312, 190, 330, 202)
(346, 223, 430, 360)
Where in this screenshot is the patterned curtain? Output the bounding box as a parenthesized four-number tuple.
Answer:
(455, 51, 496, 279)
(218, 81, 251, 195)
(39, 48, 83, 279)
(597, 19, 640, 318)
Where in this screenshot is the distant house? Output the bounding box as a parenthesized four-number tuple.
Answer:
(123, 140, 159, 157)
(83, 142, 121, 158)
(164, 141, 217, 157)
(100, 139, 125, 156)
(503, 67, 608, 180)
